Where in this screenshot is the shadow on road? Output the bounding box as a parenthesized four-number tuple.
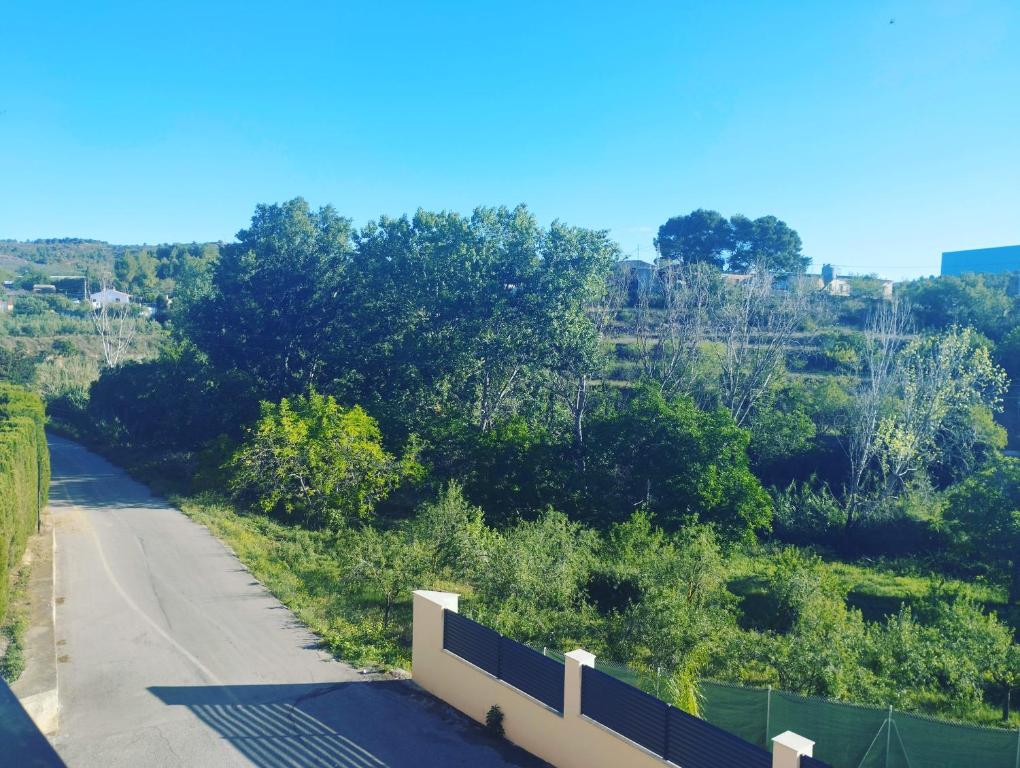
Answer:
(49, 476, 168, 511)
(150, 681, 547, 768)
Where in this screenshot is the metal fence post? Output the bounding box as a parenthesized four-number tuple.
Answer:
(662, 700, 671, 761)
(885, 705, 892, 768)
(1014, 727, 1019, 768)
(766, 686, 772, 744)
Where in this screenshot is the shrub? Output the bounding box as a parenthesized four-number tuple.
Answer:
(485, 705, 505, 738)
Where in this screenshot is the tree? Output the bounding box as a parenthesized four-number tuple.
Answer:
(632, 261, 722, 400)
(473, 509, 598, 645)
(114, 249, 160, 299)
(728, 215, 808, 274)
(584, 384, 772, 540)
(717, 271, 812, 428)
(351, 207, 617, 436)
(900, 273, 1014, 340)
(0, 345, 36, 385)
(548, 240, 624, 466)
(945, 457, 1020, 603)
(997, 326, 1020, 383)
(654, 209, 732, 268)
(875, 327, 1007, 492)
(90, 286, 138, 367)
(340, 525, 433, 629)
(180, 198, 355, 402)
(411, 482, 492, 581)
(764, 549, 869, 699)
(599, 514, 736, 712)
(839, 300, 910, 533)
(228, 390, 421, 528)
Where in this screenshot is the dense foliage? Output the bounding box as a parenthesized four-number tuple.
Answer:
(0, 385, 49, 623)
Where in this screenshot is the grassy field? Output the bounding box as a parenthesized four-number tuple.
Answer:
(727, 546, 1015, 633)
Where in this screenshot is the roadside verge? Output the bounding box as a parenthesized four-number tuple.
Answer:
(11, 514, 59, 735)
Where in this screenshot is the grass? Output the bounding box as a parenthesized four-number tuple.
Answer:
(727, 547, 1016, 632)
(0, 564, 31, 683)
(175, 493, 416, 671)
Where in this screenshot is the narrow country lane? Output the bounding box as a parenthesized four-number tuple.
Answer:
(47, 434, 544, 768)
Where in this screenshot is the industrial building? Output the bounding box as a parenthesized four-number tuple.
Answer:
(941, 244, 1020, 276)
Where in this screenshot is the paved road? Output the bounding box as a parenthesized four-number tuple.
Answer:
(48, 435, 544, 768)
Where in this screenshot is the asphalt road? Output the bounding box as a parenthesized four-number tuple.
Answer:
(47, 434, 545, 768)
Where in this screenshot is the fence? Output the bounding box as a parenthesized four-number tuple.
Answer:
(580, 665, 773, 768)
(443, 611, 564, 712)
(700, 679, 1020, 768)
(802, 756, 834, 768)
(413, 590, 819, 768)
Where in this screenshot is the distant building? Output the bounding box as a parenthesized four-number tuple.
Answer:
(615, 258, 657, 301)
(0, 295, 13, 313)
(774, 273, 824, 293)
(941, 245, 1020, 276)
(824, 277, 851, 296)
(2, 280, 13, 290)
(89, 288, 131, 308)
(722, 272, 756, 288)
(32, 284, 56, 294)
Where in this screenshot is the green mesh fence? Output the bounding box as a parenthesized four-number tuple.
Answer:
(700, 680, 1020, 768)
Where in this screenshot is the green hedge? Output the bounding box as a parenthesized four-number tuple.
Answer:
(0, 384, 49, 622)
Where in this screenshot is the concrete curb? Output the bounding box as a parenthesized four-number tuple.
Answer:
(11, 519, 59, 735)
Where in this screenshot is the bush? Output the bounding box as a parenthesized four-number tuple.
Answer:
(485, 705, 505, 738)
(229, 389, 422, 528)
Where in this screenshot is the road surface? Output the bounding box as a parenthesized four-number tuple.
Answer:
(47, 435, 544, 768)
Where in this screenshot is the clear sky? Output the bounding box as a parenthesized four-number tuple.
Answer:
(2, 1, 1018, 279)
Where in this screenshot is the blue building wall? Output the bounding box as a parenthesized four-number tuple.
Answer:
(941, 245, 1020, 276)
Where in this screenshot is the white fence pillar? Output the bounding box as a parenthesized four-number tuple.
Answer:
(412, 589, 459, 691)
(563, 649, 596, 719)
(772, 730, 814, 768)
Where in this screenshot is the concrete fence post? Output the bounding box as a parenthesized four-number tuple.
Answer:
(563, 649, 596, 720)
(772, 730, 814, 768)
(411, 589, 459, 689)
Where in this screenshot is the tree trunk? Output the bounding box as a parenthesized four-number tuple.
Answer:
(1002, 685, 1011, 722)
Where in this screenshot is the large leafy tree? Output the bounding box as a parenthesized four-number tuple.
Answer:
(350, 206, 617, 435)
(180, 198, 356, 402)
(584, 384, 772, 540)
(728, 214, 808, 274)
(654, 209, 732, 267)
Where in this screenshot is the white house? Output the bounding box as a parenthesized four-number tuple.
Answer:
(89, 288, 131, 309)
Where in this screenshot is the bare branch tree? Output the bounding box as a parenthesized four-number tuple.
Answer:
(633, 262, 720, 400)
(90, 284, 138, 367)
(550, 268, 626, 465)
(717, 272, 812, 428)
(839, 299, 911, 532)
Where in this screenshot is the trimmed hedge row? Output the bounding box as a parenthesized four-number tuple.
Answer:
(0, 384, 49, 623)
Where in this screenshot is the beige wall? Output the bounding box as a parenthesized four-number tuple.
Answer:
(413, 590, 815, 768)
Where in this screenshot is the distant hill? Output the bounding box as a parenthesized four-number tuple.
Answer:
(0, 239, 126, 277)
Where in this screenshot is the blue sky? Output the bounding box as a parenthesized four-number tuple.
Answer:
(1, 1, 1018, 279)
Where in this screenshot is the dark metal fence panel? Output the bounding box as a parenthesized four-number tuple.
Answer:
(443, 610, 500, 676)
(581, 665, 668, 756)
(499, 638, 565, 712)
(667, 706, 772, 768)
(801, 757, 834, 768)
